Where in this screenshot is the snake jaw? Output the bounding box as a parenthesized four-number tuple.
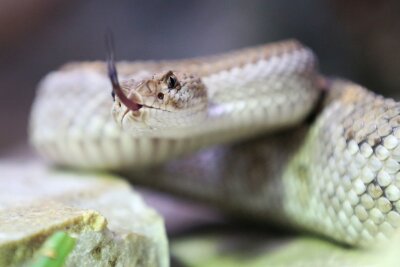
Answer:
(112, 92, 144, 125)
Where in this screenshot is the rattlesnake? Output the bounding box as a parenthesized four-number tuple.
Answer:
(29, 39, 400, 247)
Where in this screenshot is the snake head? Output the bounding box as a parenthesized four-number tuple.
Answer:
(109, 68, 208, 133)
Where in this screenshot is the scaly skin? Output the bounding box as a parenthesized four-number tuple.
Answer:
(29, 39, 400, 246)
(124, 81, 400, 247)
(30, 40, 319, 169)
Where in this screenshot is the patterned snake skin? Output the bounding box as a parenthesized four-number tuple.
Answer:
(29, 40, 400, 247)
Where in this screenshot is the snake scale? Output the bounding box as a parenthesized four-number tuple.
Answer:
(29, 39, 400, 247)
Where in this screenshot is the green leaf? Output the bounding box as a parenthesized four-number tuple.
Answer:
(31, 231, 76, 267)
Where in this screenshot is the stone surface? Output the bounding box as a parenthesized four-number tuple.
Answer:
(0, 159, 168, 267)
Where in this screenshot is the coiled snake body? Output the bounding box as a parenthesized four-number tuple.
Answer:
(29, 40, 400, 247)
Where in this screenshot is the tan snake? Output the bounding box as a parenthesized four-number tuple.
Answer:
(29, 40, 400, 247)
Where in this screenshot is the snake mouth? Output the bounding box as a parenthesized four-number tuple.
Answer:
(124, 103, 172, 114)
(141, 104, 171, 112)
(119, 103, 171, 120)
(119, 103, 171, 128)
(114, 89, 143, 112)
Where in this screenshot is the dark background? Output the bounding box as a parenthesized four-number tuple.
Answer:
(1, 0, 400, 233)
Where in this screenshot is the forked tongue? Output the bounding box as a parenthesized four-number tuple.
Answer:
(105, 32, 142, 111)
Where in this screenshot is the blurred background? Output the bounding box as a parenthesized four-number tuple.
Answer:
(1, 0, 400, 262)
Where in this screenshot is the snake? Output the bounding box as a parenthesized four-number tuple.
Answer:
(29, 39, 400, 247)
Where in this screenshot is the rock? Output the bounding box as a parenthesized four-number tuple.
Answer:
(0, 159, 168, 267)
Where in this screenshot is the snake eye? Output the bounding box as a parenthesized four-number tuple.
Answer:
(157, 92, 164, 100)
(167, 75, 177, 89)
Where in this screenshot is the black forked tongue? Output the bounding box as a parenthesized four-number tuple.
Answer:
(105, 32, 142, 111)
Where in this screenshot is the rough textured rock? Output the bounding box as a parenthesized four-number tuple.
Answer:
(0, 159, 168, 267)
